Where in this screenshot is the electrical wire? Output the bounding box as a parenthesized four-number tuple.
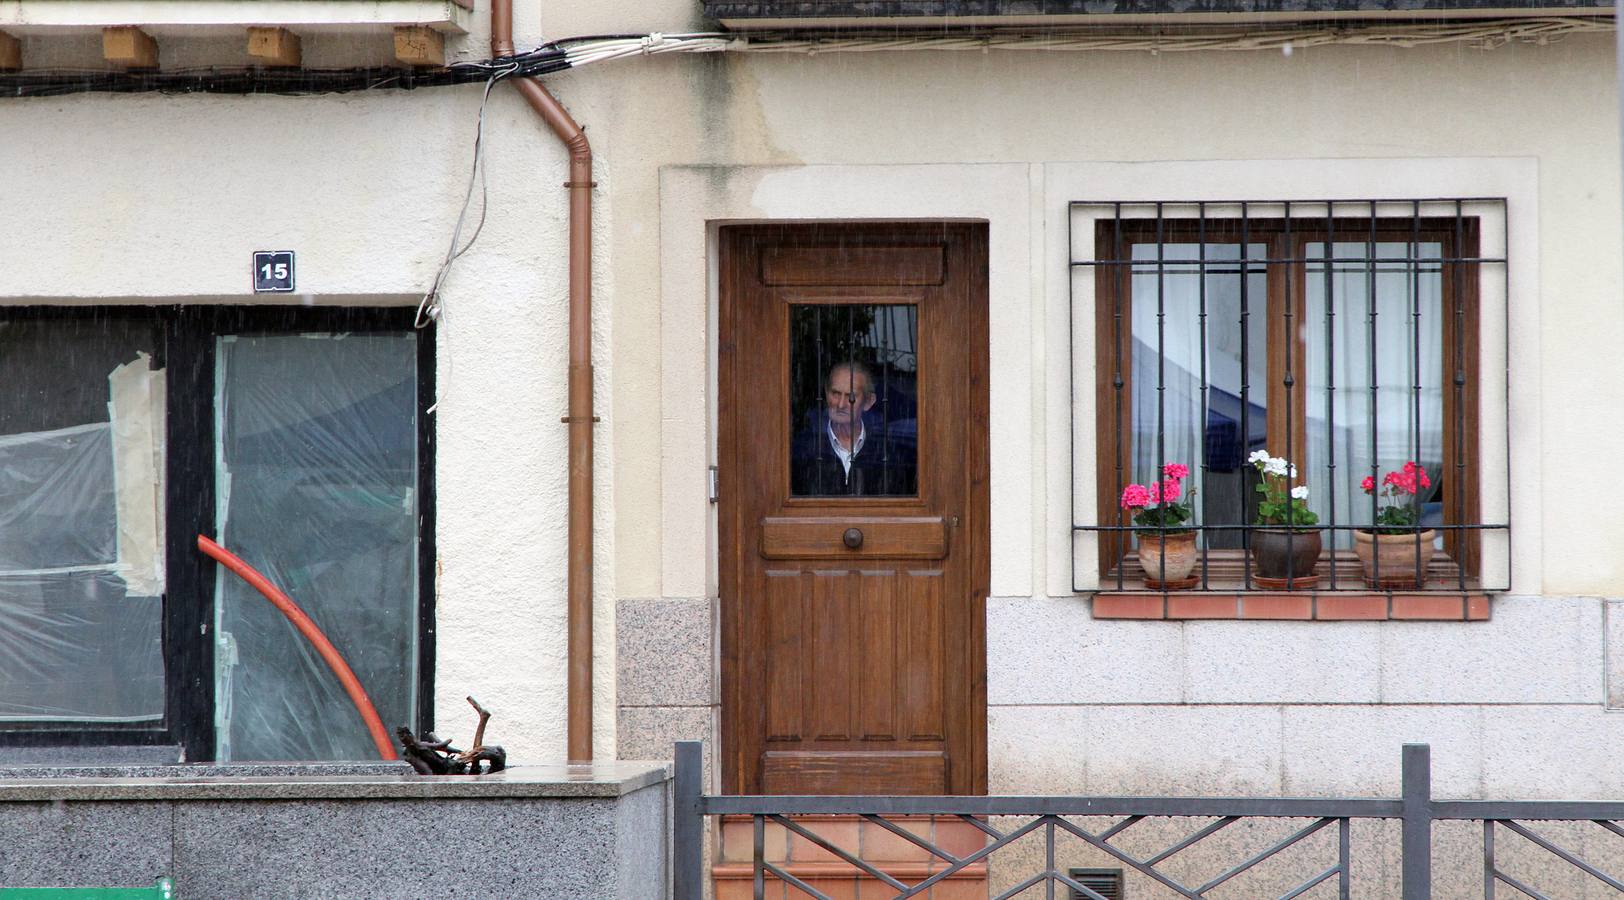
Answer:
(548, 17, 1609, 64)
(416, 73, 500, 329)
(0, 64, 490, 98)
(724, 16, 1610, 53)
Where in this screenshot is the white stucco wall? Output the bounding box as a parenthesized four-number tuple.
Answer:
(0, 59, 620, 762)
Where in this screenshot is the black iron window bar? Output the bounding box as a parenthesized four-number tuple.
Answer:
(1069, 198, 1510, 594)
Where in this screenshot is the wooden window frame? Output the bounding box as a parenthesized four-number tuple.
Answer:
(1093, 216, 1482, 584)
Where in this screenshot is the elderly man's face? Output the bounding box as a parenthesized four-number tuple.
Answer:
(825, 366, 877, 430)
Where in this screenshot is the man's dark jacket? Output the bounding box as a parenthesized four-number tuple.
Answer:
(789, 412, 917, 496)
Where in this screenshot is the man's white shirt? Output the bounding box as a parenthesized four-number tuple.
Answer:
(825, 418, 867, 478)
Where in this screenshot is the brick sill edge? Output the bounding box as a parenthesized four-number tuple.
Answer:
(1090, 591, 1491, 621)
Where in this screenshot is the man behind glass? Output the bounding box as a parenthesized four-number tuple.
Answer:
(790, 360, 916, 496)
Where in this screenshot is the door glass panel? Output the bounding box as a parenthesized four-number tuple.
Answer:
(0, 319, 166, 724)
(1130, 243, 1268, 549)
(213, 333, 418, 761)
(789, 304, 918, 497)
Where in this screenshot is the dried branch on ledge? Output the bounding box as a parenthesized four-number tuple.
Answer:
(397, 696, 506, 775)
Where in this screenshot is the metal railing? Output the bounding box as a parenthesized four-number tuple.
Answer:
(673, 742, 1624, 899)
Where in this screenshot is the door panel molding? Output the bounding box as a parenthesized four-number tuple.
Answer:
(760, 516, 948, 560)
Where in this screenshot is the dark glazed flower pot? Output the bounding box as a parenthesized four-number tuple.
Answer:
(1250, 529, 1322, 581)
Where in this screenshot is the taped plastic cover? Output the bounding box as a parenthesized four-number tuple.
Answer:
(213, 333, 418, 761)
(0, 350, 166, 722)
(109, 355, 167, 597)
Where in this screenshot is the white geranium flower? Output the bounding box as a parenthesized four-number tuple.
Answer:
(1264, 458, 1288, 477)
(1291, 485, 1310, 500)
(1248, 449, 1271, 465)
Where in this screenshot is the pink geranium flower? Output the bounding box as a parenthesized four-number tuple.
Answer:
(1381, 463, 1432, 496)
(1365, 461, 1436, 531)
(1119, 462, 1196, 533)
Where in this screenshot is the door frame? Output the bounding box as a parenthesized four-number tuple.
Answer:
(716, 221, 990, 796)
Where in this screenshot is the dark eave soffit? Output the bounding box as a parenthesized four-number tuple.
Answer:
(703, 0, 1612, 28)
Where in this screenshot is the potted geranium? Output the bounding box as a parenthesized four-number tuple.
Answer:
(1121, 462, 1197, 587)
(1354, 461, 1435, 588)
(1247, 451, 1321, 588)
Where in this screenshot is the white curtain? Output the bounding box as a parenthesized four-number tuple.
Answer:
(1131, 243, 1267, 546)
(1303, 241, 1444, 550)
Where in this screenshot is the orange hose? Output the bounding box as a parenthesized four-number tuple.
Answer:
(196, 534, 399, 761)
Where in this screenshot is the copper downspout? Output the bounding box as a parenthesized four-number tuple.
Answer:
(492, 0, 595, 762)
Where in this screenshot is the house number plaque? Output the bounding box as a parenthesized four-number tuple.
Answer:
(252, 250, 295, 293)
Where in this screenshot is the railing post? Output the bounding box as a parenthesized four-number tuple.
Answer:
(673, 741, 704, 900)
(1402, 743, 1432, 900)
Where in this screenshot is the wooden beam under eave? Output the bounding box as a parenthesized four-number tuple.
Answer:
(393, 26, 443, 67)
(0, 31, 20, 72)
(103, 26, 158, 69)
(247, 27, 301, 68)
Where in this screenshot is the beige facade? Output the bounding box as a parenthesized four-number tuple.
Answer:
(2, 0, 1622, 820)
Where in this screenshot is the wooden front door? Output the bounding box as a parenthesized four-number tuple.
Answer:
(719, 223, 989, 796)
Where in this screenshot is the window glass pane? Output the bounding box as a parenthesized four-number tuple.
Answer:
(1129, 243, 1267, 549)
(1304, 241, 1444, 550)
(213, 333, 418, 761)
(0, 319, 165, 723)
(789, 304, 917, 497)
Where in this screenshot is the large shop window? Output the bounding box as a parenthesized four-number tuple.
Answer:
(1072, 200, 1509, 595)
(0, 308, 433, 761)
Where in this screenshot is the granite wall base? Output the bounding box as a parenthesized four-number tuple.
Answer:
(0, 780, 668, 898)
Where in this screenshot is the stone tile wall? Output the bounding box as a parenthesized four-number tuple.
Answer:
(0, 778, 669, 897)
(616, 596, 716, 782)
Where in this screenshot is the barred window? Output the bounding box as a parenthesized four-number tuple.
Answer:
(1073, 200, 1509, 594)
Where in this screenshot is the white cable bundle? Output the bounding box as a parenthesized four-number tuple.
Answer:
(554, 16, 1609, 68)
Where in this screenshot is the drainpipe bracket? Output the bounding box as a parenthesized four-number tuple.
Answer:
(563, 181, 599, 188)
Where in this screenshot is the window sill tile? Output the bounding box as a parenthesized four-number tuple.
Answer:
(1091, 591, 1491, 622)
(1166, 595, 1240, 619)
(1316, 594, 1390, 620)
(1239, 593, 1314, 620)
(1091, 595, 1167, 619)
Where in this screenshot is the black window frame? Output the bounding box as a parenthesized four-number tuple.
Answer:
(0, 305, 435, 762)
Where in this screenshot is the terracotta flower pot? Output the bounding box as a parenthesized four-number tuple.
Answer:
(1137, 530, 1197, 587)
(1353, 529, 1436, 588)
(1251, 529, 1322, 586)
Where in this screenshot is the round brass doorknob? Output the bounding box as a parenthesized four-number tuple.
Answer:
(842, 528, 864, 550)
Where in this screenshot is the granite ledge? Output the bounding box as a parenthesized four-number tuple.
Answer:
(0, 760, 671, 802)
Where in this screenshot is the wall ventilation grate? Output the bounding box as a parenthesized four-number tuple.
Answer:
(1068, 867, 1125, 900)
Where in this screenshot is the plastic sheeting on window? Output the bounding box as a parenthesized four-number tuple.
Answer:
(0, 349, 167, 723)
(213, 333, 418, 762)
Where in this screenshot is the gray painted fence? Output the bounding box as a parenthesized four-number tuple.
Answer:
(673, 741, 1624, 899)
